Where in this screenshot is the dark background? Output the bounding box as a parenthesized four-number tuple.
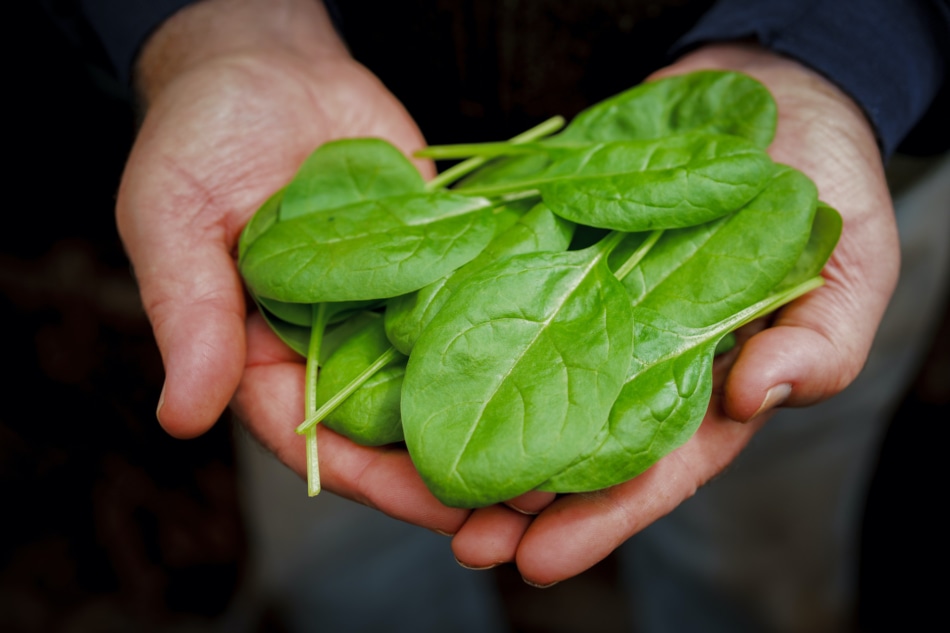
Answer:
(3, 2, 946, 631)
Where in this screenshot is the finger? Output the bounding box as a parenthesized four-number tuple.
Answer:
(452, 504, 533, 570)
(234, 315, 470, 534)
(514, 402, 765, 586)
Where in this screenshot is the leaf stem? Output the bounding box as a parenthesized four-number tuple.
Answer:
(592, 230, 628, 260)
(613, 230, 664, 281)
(734, 276, 825, 330)
(424, 115, 565, 191)
(304, 303, 331, 497)
(296, 345, 403, 435)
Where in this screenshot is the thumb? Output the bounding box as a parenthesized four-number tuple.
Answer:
(724, 234, 899, 421)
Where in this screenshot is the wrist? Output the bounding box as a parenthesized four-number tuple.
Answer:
(136, 0, 348, 105)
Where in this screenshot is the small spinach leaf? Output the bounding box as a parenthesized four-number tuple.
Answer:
(281, 138, 424, 221)
(317, 317, 407, 446)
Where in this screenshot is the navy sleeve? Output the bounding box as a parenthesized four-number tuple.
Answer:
(76, 0, 198, 85)
(673, 0, 950, 159)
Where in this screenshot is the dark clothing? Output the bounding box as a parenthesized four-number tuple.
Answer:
(42, 0, 950, 159)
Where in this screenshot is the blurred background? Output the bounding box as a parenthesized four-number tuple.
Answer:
(3, 2, 946, 631)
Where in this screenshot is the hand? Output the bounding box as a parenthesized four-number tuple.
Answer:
(450, 42, 900, 585)
(116, 0, 468, 532)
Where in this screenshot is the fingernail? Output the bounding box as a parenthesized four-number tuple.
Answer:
(431, 528, 454, 537)
(455, 558, 499, 571)
(156, 383, 166, 423)
(523, 577, 558, 589)
(749, 383, 792, 420)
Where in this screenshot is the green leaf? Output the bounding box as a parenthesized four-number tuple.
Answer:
(238, 187, 284, 262)
(254, 296, 311, 357)
(240, 192, 497, 303)
(446, 71, 776, 196)
(556, 70, 777, 147)
(401, 233, 634, 507)
(317, 317, 407, 446)
(456, 133, 776, 231)
(384, 201, 575, 354)
(541, 167, 819, 492)
(281, 138, 424, 220)
(772, 201, 842, 293)
(624, 167, 818, 321)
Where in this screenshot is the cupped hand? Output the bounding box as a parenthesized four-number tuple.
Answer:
(451, 42, 900, 584)
(116, 0, 466, 532)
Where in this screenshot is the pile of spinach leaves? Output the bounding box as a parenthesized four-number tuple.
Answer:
(238, 70, 841, 507)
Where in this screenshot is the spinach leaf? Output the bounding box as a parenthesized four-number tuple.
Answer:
(238, 186, 284, 261)
(442, 71, 777, 194)
(254, 297, 311, 357)
(316, 316, 407, 446)
(771, 202, 842, 293)
(240, 192, 498, 303)
(435, 133, 776, 232)
(384, 200, 575, 354)
(555, 70, 777, 147)
(540, 167, 821, 491)
(281, 138, 424, 220)
(401, 231, 634, 507)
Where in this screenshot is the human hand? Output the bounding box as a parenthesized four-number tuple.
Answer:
(116, 0, 468, 531)
(449, 42, 901, 585)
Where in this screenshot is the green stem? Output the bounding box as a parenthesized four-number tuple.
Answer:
(424, 115, 565, 191)
(304, 303, 331, 497)
(613, 230, 664, 281)
(296, 345, 403, 435)
(420, 142, 533, 161)
(734, 276, 825, 330)
(592, 230, 628, 261)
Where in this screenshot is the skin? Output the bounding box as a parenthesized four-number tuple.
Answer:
(117, 0, 899, 585)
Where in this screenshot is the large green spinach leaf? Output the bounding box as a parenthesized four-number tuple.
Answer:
(430, 133, 775, 232)
(541, 167, 824, 491)
(401, 232, 634, 507)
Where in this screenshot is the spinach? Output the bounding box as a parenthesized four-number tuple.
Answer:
(420, 133, 775, 232)
(241, 191, 500, 303)
(236, 70, 841, 507)
(439, 70, 777, 197)
(539, 167, 820, 491)
(316, 315, 407, 446)
(385, 200, 575, 354)
(555, 69, 777, 147)
(400, 231, 634, 507)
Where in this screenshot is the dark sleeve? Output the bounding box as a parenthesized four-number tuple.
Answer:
(76, 0, 198, 85)
(673, 0, 950, 159)
(39, 0, 197, 86)
(42, 0, 345, 88)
